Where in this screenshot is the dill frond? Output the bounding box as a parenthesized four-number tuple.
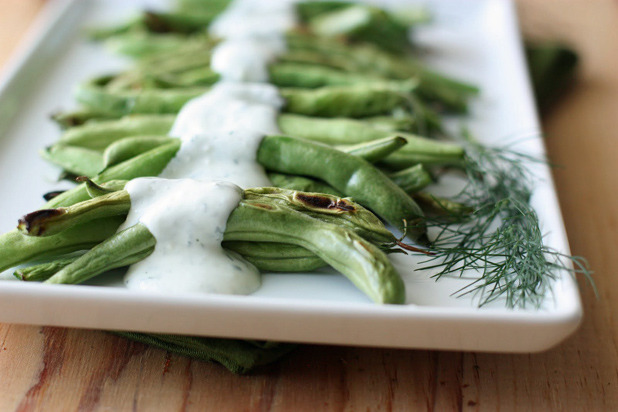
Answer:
(418, 136, 593, 308)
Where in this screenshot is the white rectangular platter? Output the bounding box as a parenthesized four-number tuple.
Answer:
(0, 0, 582, 352)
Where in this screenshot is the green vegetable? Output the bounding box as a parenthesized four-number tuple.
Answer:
(0, 217, 125, 273)
(59, 115, 175, 149)
(30, 187, 407, 304)
(257, 135, 427, 241)
(41, 135, 428, 241)
(14, 256, 79, 282)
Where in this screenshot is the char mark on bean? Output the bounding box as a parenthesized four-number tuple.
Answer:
(144, 11, 173, 33)
(253, 203, 274, 210)
(18, 209, 65, 235)
(296, 193, 356, 212)
(43, 191, 66, 201)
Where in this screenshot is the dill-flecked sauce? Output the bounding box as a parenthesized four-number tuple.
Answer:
(122, 0, 296, 296)
(161, 82, 281, 188)
(123, 178, 261, 295)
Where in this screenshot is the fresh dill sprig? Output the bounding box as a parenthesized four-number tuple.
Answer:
(418, 135, 593, 308)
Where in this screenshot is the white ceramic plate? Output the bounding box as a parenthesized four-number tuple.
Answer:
(0, 0, 582, 352)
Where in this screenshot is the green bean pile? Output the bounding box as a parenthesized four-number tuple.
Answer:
(0, 0, 481, 305)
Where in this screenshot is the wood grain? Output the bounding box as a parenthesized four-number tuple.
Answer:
(1, 0, 618, 410)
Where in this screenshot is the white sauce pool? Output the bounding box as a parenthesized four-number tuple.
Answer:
(123, 178, 261, 295)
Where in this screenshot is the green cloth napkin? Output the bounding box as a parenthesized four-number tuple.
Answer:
(113, 331, 296, 374)
(525, 42, 579, 113)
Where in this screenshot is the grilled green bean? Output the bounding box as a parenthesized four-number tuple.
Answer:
(388, 164, 434, 193)
(42, 188, 406, 304)
(308, 5, 411, 54)
(267, 173, 341, 196)
(14, 256, 79, 282)
(76, 76, 205, 115)
(15, 242, 325, 281)
(103, 136, 172, 168)
(0, 217, 125, 273)
(257, 136, 426, 241)
(23, 185, 398, 248)
(59, 115, 175, 149)
(76, 77, 418, 118)
(43, 135, 427, 241)
(45, 140, 181, 208)
(337, 135, 407, 162)
(18, 190, 131, 237)
(280, 81, 417, 117)
(40, 145, 104, 177)
(277, 113, 459, 157)
(226, 188, 406, 303)
(46, 223, 156, 285)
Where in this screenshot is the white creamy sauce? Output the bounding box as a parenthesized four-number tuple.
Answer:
(123, 178, 261, 295)
(122, 0, 297, 296)
(168, 82, 283, 138)
(209, 0, 297, 82)
(209, 0, 297, 39)
(211, 36, 286, 83)
(162, 82, 282, 188)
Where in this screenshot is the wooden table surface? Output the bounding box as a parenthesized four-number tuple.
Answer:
(1, 1, 617, 410)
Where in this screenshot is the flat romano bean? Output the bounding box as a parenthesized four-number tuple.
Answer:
(103, 136, 172, 168)
(279, 81, 417, 118)
(155, 67, 220, 88)
(81, 178, 127, 198)
(17, 240, 323, 279)
(14, 256, 79, 282)
(223, 241, 327, 272)
(56, 112, 418, 153)
(18, 190, 131, 237)
(379, 151, 465, 170)
(225, 188, 406, 303)
(359, 113, 416, 132)
(40, 144, 104, 177)
(308, 5, 411, 54)
(388, 164, 434, 193)
(77, 77, 418, 118)
(27, 187, 397, 250)
(51, 109, 119, 129)
(39, 188, 406, 304)
(267, 173, 342, 196)
(337, 135, 407, 163)
(46, 223, 156, 285)
(250, 187, 397, 247)
(241, 255, 326, 272)
(284, 33, 478, 112)
(59, 115, 175, 149)
(49, 132, 405, 181)
(45, 140, 180, 208)
(0, 217, 125, 273)
(257, 136, 427, 241)
(134, 49, 213, 78)
(76, 76, 205, 116)
(412, 192, 473, 217)
(43, 131, 428, 243)
(104, 32, 196, 59)
(269, 62, 385, 89)
(277, 113, 458, 159)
